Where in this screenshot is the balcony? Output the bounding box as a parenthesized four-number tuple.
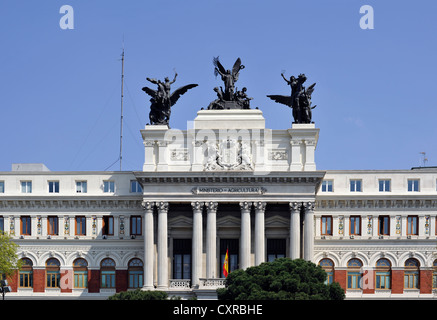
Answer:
(168, 278, 226, 290)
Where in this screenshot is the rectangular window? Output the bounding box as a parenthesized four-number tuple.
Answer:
(0, 181, 4, 193)
(321, 216, 333, 235)
(130, 216, 142, 236)
(75, 216, 86, 236)
(48, 216, 59, 235)
(220, 239, 239, 277)
(19, 271, 33, 288)
(376, 271, 391, 289)
(48, 181, 59, 193)
(267, 239, 286, 262)
(102, 216, 114, 236)
(173, 239, 192, 279)
(0, 217, 4, 233)
(21, 216, 31, 235)
(350, 216, 361, 235)
(350, 180, 362, 192)
(21, 181, 32, 193)
(47, 272, 60, 288)
(404, 272, 419, 289)
(378, 216, 390, 236)
(347, 272, 362, 289)
(407, 216, 418, 235)
(408, 179, 419, 192)
(74, 271, 88, 288)
(129, 271, 143, 289)
(321, 180, 333, 192)
(379, 179, 390, 192)
(103, 181, 115, 193)
(76, 181, 87, 193)
(130, 180, 142, 193)
(101, 271, 115, 288)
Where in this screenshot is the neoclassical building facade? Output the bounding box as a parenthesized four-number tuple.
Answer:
(1, 109, 437, 299)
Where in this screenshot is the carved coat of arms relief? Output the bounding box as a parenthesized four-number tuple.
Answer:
(204, 139, 253, 171)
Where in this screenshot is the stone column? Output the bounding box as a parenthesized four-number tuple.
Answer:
(205, 201, 218, 278)
(240, 201, 252, 270)
(289, 202, 301, 259)
(303, 202, 315, 261)
(254, 201, 266, 265)
(142, 201, 155, 290)
(157, 201, 169, 290)
(191, 201, 204, 287)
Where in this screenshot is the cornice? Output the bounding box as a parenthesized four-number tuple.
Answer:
(0, 197, 143, 211)
(134, 171, 325, 185)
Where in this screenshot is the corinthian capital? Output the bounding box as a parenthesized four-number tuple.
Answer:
(191, 201, 204, 212)
(141, 201, 154, 211)
(303, 201, 315, 212)
(239, 201, 252, 212)
(254, 201, 267, 212)
(156, 201, 169, 213)
(205, 201, 218, 212)
(289, 202, 301, 212)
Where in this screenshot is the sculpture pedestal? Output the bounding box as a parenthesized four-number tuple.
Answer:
(288, 123, 319, 171)
(141, 125, 169, 171)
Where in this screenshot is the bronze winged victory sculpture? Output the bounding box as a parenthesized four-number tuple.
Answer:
(142, 72, 198, 126)
(207, 57, 252, 110)
(267, 73, 317, 124)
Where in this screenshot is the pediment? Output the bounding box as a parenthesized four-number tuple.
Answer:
(217, 215, 240, 228)
(265, 215, 289, 228)
(168, 216, 192, 228)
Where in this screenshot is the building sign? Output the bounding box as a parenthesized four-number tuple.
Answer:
(191, 186, 266, 195)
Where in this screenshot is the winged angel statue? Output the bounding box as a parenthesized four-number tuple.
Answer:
(207, 57, 252, 110)
(142, 72, 198, 126)
(267, 73, 317, 124)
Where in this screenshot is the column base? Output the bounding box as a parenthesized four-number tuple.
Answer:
(156, 285, 168, 291)
(142, 286, 155, 291)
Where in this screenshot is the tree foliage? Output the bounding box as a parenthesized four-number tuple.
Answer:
(217, 258, 345, 300)
(0, 232, 22, 277)
(108, 289, 169, 300)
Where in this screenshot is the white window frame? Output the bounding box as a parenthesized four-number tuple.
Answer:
(321, 180, 333, 192)
(350, 179, 362, 192)
(48, 181, 60, 193)
(21, 181, 32, 193)
(378, 179, 391, 192)
(76, 181, 87, 193)
(103, 180, 115, 193)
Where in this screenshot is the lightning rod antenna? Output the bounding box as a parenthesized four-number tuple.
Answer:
(119, 42, 125, 171)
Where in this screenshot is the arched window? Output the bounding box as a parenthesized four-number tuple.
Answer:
(347, 258, 362, 290)
(375, 258, 391, 289)
(319, 258, 334, 284)
(100, 258, 116, 289)
(73, 258, 88, 289)
(128, 258, 143, 289)
(433, 260, 437, 289)
(19, 258, 33, 288)
(46, 258, 61, 288)
(404, 258, 420, 289)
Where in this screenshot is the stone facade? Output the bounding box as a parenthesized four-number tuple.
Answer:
(1, 109, 437, 299)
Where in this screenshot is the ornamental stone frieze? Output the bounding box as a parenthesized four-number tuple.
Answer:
(0, 198, 143, 211)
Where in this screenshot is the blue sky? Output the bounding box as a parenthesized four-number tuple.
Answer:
(0, 0, 436, 172)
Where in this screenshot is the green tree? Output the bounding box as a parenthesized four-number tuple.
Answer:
(0, 232, 22, 278)
(108, 289, 169, 300)
(217, 258, 345, 300)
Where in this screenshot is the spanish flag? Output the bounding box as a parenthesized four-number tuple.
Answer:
(223, 248, 229, 277)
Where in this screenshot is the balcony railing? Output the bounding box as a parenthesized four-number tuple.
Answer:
(168, 278, 226, 290)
